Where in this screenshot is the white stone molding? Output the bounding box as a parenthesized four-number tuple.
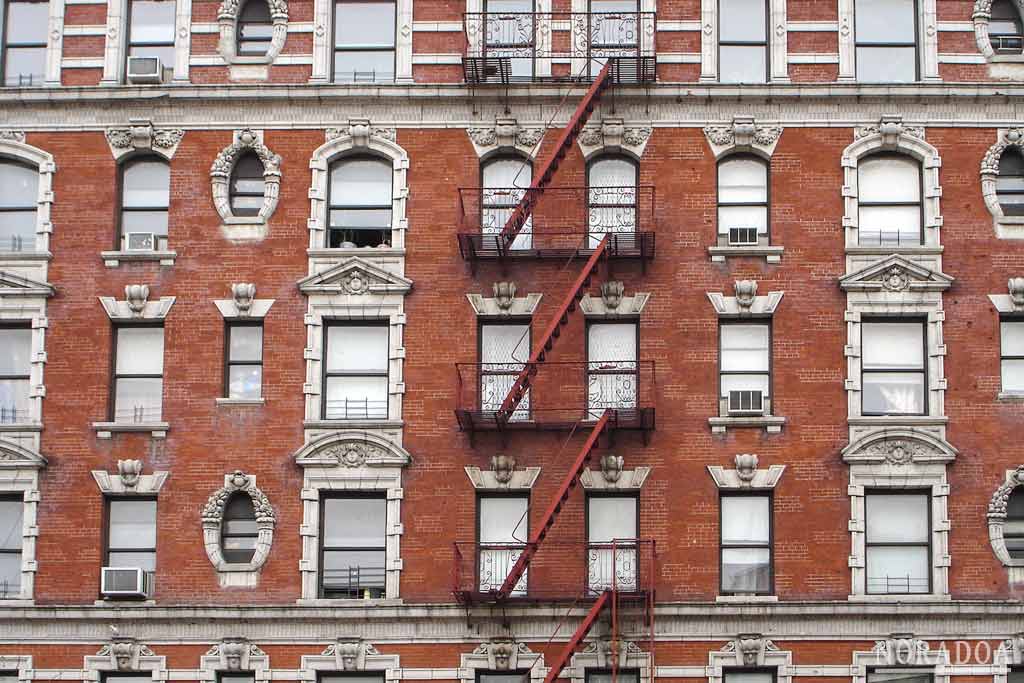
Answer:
(210, 129, 282, 241)
(0, 441, 45, 604)
(837, 0, 854, 81)
(571, 640, 652, 683)
(699, 0, 788, 82)
(294, 431, 410, 603)
(102, 0, 188, 84)
(973, 1, 1024, 79)
(708, 636, 793, 683)
(310, 0, 411, 83)
(84, 638, 166, 680)
(217, 0, 289, 80)
(996, 635, 1024, 682)
(841, 117, 942, 267)
(307, 125, 409, 262)
(0, 136, 55, 265)
(842, 431, 956, 600)
(707, 454, 785, 490)
(214, 283, 275, 319)
(981, 128, 1024, 239)
(0, 656, 32, 683)
(174, 0, 192, 81)
(703, 117, 784, 159)
(467, 283, 542, 318)
(465, 455, 541, 490)
(576, 119, 653, 161)
(99, 285, 176, 321)
(989, 465, 1024, 582)
(460, 641, 543, 683)
(580, 283, 650, 317)
(45, 0, 65, 85)
(300, 639, 400, 678)
(467, 119, 546, 159)
(104, 121, 185, 161)
(199, 639, 270, 681)
(201, 471, 276, 588)
(580, 454, 651, 490)
(91, 460, 169, 495)
(852, 637, 949, 683)
(707, 282, 784, 318)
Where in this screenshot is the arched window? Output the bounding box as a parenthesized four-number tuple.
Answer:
(327, 156, 393, 248)
(237, 0, 274, 56)
(998, 147, 1024, 217)
(119, 157, 170, 252)
(587, 155, 637, 248)
(717, 155, 768, 247)
(990, 0, 1024, 54)
(1006, 488, 1024, 560)
(481, 155, 532, 250)
(0, 160, 38, 252)
(221, 493, 258, 564)
(229, 152, 265, 218)
(856, 154, 922, 247)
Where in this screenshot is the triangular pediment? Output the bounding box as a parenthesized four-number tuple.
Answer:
(839, 255, 953, 292)
(298, 257, 412, 295)
(293, 430, 412, 467)
(0, 270, 54, 297)
(0, 439, 47, 468)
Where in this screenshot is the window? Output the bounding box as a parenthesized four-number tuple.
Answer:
(861, 320, 925, 416)
(724, 672, 774, 683)
(322, 677, 383, 683)
(587, 495, 637, 594)
(718, 155, 768, 246)
(481, 155, 532, 250)
(720, 494, 771, 595)
(105, 498, 157, 572)
(333, 0, 396, 82)
(990, 0, 1024, 54)
(221, 493, 258, 563)
(229, 153, 265, 218)
(0, 326, 30, 424)
(1006, 488, 1024, 560)
(587, 321, 638, 419)
(219, 675, 255, 683)
(720, 322, 770, 416)
(864, 491, 930, 594)
(855, 0, 917, 82)
(0, 672, 18, 683)
(483, 0, 534, 80)
(319, 495, 385, 598)
(588, 672, 640, 683)
(1001, 319, 1024, 393)
(478, 495, 528, 595)
(237, 0, 274, 56)
(0, 496, 22, 599)
(127, 0, 176, 81)
(225, 322, 263, 399)
(327, 156, 393, 248)
(997, 148, 1024, 217)
(112, 325, 164, 423)
(119, 157, 170, 252)
(0, 161, 38, 251)
(857, 154, 922, 246)
(1, 0, 47, 86)
(479, 674, 531, 683)
(322, 323, 388, 420)
(588, 155, 637, 248)
(102, 675, 154, 683)
(719, 0, 767, 83)
(867, 672, 932, 683)
(1011, 670, 1024, 683)
(480, 322, 529, 420)
(589, 0, 640, 77)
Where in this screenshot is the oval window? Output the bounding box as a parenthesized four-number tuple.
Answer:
(221, 493, 258, 563)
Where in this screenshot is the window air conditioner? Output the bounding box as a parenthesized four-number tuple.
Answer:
(728, 227, 758, 246)
(126, 56, 163, 84)
(728, 390, 764, 415)
(100, 567, 153, 598)
(125, 232, 156, 251)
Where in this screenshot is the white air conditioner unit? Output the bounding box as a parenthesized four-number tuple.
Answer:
(126, 56, 163, 84)
(101, 567, 152, 598)
(728, 390, 764, 415)
(728, 227, 758, 246)
(125, 232, 156, 251)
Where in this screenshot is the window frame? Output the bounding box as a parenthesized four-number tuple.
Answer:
(325, 153, 394, 249)
(722, 669, 778, 683)
(474, 670, 532, 683)
(584, 669, 642, 683)
(223, 320, 264, 400)
(0, 0, 48, 87)
(997, 147, 1024, 218)
(0, 158, 39, 252)
(718, 490, 773, 596)
(1000, 315, 1024, 393)
(717, 0, 769, 83)
(102, 495, 158, 573)
(586, 154, 639, 243)
(859, 317, 928, 417)
(0, 322, 32, 425)
(863, 489, 932, 596)
(0, 493, 23, 599)
(856, 153, 925, 247)
(219, 492, 259, 565)
(585, 318, 640, 418)
(116, 155, 171, 252)
(235, 0, 274, 57)
(331, 0, 398, 83)
(477, 318, 531, 416)
(317, 491, 388, 599)
(989, 0, 1024, 54)
(479, 152, 534, 241)
(228, 151, 266, 218)
(853, 0, 919, 82)
(1005, 487, 1024, 561)
(125, 0, 177, 78)
(585, 491, 640, 594)
(716, 152, 771, 245)
(476, 491, 530, 594)
(320, 320, 389, 421)
(717, 318, 772, 413)
(109, 322, 165, 423)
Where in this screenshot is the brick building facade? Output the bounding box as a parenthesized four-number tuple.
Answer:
(3, 1, 1024, 683)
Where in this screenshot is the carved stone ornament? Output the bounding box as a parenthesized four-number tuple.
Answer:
(973, 1, 1024, 62)
(327, 120, 397, 146)
(703, 117, 783, 158)
(998, 633, 1024, 665)
(0, 130, 26, 143)
(491, 454, 516, 484)
(202, 471, 276, 526)
(118, 459, 143, 488)
(293, 430, 413, 469)
(600, 281, 625, 310)
(210, 129, 282, 232)
(92, 464, 168, 495)
(842, 431, 958, 466)
(707, 286, 784, 318)
(734, 453, 757, 483)
(467, 288, 542, 318)
(707, 454, 785, 490)
(989, 466, 1024, 520)
(720, 635, 780, 667)
(125, 284, 149, 316)
(204, 638, 267, 671)
(214, 283, 274, 320)
(216, 0, 288, 70)
(1011, 278, 1024, 308)
(219, 0, 288, 20)
(838, 254, 954, 293)
(982, 128, 1024, 175)
(577, 118, 653, 159)
(201, 471, 276, 583)
(466, 118, 546, 158)
(105, 120, 184, 160)
(320, 639, 381, 671)
(470, 640, 534, 671)
(854, 115, 926, 146)
(580, 638, 643, 669)
(881, 265, 911, 292)
(871, 635, 931, 667)
(100, 285, 175, 321)
(232, 283, 256, 316)
(980, 128, 1024, 238)
(466, 459, 541, 490)
(580, 288, 651, 317)
(493, 281, 517, 310)
(600, 453, 624, 483)
(96, 637, 157, 671)
(734, 280, 757, 310)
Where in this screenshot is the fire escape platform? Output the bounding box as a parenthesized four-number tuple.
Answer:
(462, 56, 657, 85)
(457, 233, 656, 263)
(454, 408, 655, 436)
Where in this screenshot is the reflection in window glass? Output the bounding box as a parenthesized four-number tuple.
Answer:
(106, 498, 157, 571)
(861, 321, 925, 416)
(0, 162, 37, 251)
(128, 0, 176, 81)
(323, 324, 388, 419)
(237, 0, 274, 56)
(226, 323, 263, 399)
(120, 158, 170, 251)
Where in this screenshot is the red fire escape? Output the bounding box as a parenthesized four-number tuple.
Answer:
(453, 60, 656, 683)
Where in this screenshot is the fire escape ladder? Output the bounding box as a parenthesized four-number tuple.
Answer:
(496, 409, 611, 599)
(543, 590, 612, 683)
(497, 62, 615, 253)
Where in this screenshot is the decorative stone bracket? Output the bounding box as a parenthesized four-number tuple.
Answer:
(982, 128, 1024, 239)
(211, 129, 282, 241)
(467, 118, 546, 159)
(467, 282, 542, 317)
(707, 454, 785, 490)
(467, 640, 537, 672)
(84, 637, 163, 676)
(319, 639, 388, 671)
(326, 120, 397, 146)
(580, 281, 650, 317)
(214, 282, 275, 319)
(201, 471, 276, 587)
(0, 130, 26, 143)
(842, 432, 957, 466)
(105, 120, 184, 161)
(989, 465, 1024, 574)
(854, 115, 926, 146)
(703, 117, 783, 159)
(577, 119, 652, 160)
(99, 285, 175, 321)
(580, 453, 650, 490)
(200, 638, 270, 678)
(92, 460, 168, 495)
(217, 0, 289, 76)
(707, 281, 784, 317)
(465, 455, 540, 490)
(708, 635, 793, 683)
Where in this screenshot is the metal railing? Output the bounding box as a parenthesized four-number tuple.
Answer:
(113, 404, 163, 424)
(993, 34, 1024, 53)
(857, 229, 922, 247)
(866, 575, 929, 594)
(322, 565, 387, 599)
(324, 398, 388, 421)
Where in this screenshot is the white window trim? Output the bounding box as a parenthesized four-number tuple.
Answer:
(988, 465, 1024, 581)
(0, 656, 32, 683)
(981, 128, 1024, 239)
(198, 638, 271, 682)
(708, 636, 793, 683)
(0, 441, 45, 605)
(852, 637, 949, 683)
(842, 431, 956, 601)
(459, 641, 543, 683)
(989, 279, 1024, 399)
(300, 639, 399, 680)
(83, 639, 166, 682)
(0, 135, 55, 262)
(46, 0, 65, 85)
(0, 271, 53, 446)
(699, 0, 789, 83)
(102, 0, 190, 84)
(216, 0, 289, 78)
(201, 472, 276, 588)
(210, 129, 282, 242)
(571, 640, 651, 683)
(310, 0, 412, 83)
(973, 0, 1024, 75)
(294, 430, 409, 604)
(838, 0, 939, 82)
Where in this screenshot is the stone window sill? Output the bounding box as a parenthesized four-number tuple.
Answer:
(998, 392, 1024, 401)
(709, 415, 786, 434)
(216, 397, 265, 406)
(992, 54, 1024, 64)
(708, 245, 784, 263)
(101, 250, 177, 268)
(303, 419, 404, 430)
(307, 247, 406, 258)
(296, 598, 403, 607)
(0, 422, 43, 432)
(93, 598, 157, 606)
(847, 415, 949, 427)
(847, 593, 951, 603)
(0, 598, 33, 606)
(846, 245, 943, 256)
(715, 594, 778, 603)
(0, 250, 51, 261)
(93, 421, 169, 439)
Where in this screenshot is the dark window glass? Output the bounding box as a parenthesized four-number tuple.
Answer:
(1007, 489, 1024, 560)
(229, 153, 266, 217)
(477, 495, 528, 595)
(861, 321, 926, 416)
(127, 0, 175, 80)
(113, 326, 164, 423)
(720, 494, 771, 594)
(221, 493, 258, 564)
(990, 0, 1024, 53)
(0, 496, 22, 598)
(320, 496, 386, 598)
(855, 0, 917, 82)
(0, 161, 38, 251)
(2, 1, 47, 86)
(237, 0, 274, 56)
(718, 155, 768, 245)
(587, 496, 638, 594)
(865, 492, 930, 594)
(226, 323, 263, 399)
(857, 154, 922, 246)
(0, 326, 31, 424)
(998, 148, 1024, 217)
(323, 323, 388, 419)
(106, 498, 157, 572)
(719, 0, 767, 83)
(333, 1, 396, 82)
(120, 157, 170, 251)
(328, 157, 393, 248)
